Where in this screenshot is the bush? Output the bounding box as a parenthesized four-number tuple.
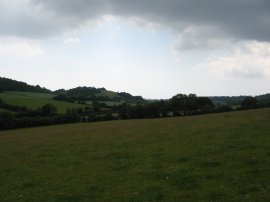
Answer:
(241, 97, 258, 109)
(41, 103, 57, 116)
(65, 109, 80, 122)
(0, 112, 15, 129)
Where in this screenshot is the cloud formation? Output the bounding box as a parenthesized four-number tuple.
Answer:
(1, 0, 270, 43)
(0, 36, 43, 57)
(200, 41, 270, 78)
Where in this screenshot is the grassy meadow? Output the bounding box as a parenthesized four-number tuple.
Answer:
(0, 91, 86, 113)
(0, 108, 270, 201)
(95, 89, 120, 99)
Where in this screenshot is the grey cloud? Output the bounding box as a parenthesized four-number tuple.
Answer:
(173, 26, 234, 51)
(0, 1, 70, 37)
(110, 0, 270, 42)
(1, 0, 270, 43)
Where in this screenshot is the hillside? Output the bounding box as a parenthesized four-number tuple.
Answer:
(0, 77, 51, 93)
(0, 108, 269, 201)
(0, 77, 145, 115)
(0, 77, 269, 131)
(210, 94, 270, 106)
(0, 91, 86, 113)
(0, 77, 144, 106)
(54, 86, 144, 103)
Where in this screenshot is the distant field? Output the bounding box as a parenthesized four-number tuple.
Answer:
(95, 89, 119, 99)
(0, 108, 9, 112)
(0, 91, 86, 113)
(0, 108, 270, 201)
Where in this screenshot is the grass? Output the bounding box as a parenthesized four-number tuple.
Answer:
(0, 91, 86, 113)
(0, 108, 11, 112)
(0, 108, 270, 201)
(95, 89, 120, 99)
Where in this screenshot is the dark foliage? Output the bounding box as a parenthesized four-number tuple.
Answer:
(209, 95, 247, 106)
(117, 94, 215, 119)
(117, 92, 144, 102)
(1, 82, 269, 130)
(41, 103, 57, 116)
(255, 93, 270, 105)
(54, 86, 102, 97)
(210, 93, 270, 106)
(53, 86, 145, 103)
(240, 96, 259, 109)
(170, 94, 214, 115)
(0, 100, 29, 112)
(65, 109, 81, 122)
(0, 77, 51, 93)
(0, 101, 80, 130)
(0, 111, 15, 129)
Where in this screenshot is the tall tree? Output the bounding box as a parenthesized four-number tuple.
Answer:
(241, 97, 258, 109)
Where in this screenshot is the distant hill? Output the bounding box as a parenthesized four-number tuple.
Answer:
(210, 94, 270, 105)
(256, 93, 270, 103)
(0, 77, 144, 103)
(209, 96, 247, 105)
(55, 86, 103, 97)
(54, 86, 144, 103)
(0, 77, 51, 93)
(1, 77, 268, 105)
(0, 91, 85, 113)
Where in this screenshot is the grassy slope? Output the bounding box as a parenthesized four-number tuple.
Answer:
(95, 89, 120, 99)
(0, 108, 270, 201)
(0, 91, 86, 113)
(0, 108, 10, 112)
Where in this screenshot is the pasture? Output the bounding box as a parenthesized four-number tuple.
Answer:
(0, 91, 86, 113)
(0, 108, 269, 201)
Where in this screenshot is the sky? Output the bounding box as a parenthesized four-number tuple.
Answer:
(0, 0, 270, 99)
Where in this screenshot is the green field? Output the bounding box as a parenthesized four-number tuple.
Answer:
(95, 89, 120, 99)
(0, 91, 86, 113)
(0, 108, 270, 201)
(0, 108, 10, 112)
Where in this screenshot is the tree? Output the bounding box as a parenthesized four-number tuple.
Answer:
(65, 109, 80, 122)
(0, 77, 51, 93)
(77, 107, 83, 114)
(93, 101, 101, 112)
(170, 94, 187, 113)
(118, 103, 130, 119)
(197, 97, 214, 110)
(41, 103, 57, 116)
(241, 97, 258, 109)
(0, 112, 15, 129)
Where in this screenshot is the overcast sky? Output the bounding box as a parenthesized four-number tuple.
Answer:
(0, 0, 270, 98)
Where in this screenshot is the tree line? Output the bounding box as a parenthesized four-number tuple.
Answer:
(0, 100, 80, 130)
(53, 87, 144, 103)
(0, 77, 51, 93)
(79, 95, 270, 121)
(1, 94, 269, 130)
